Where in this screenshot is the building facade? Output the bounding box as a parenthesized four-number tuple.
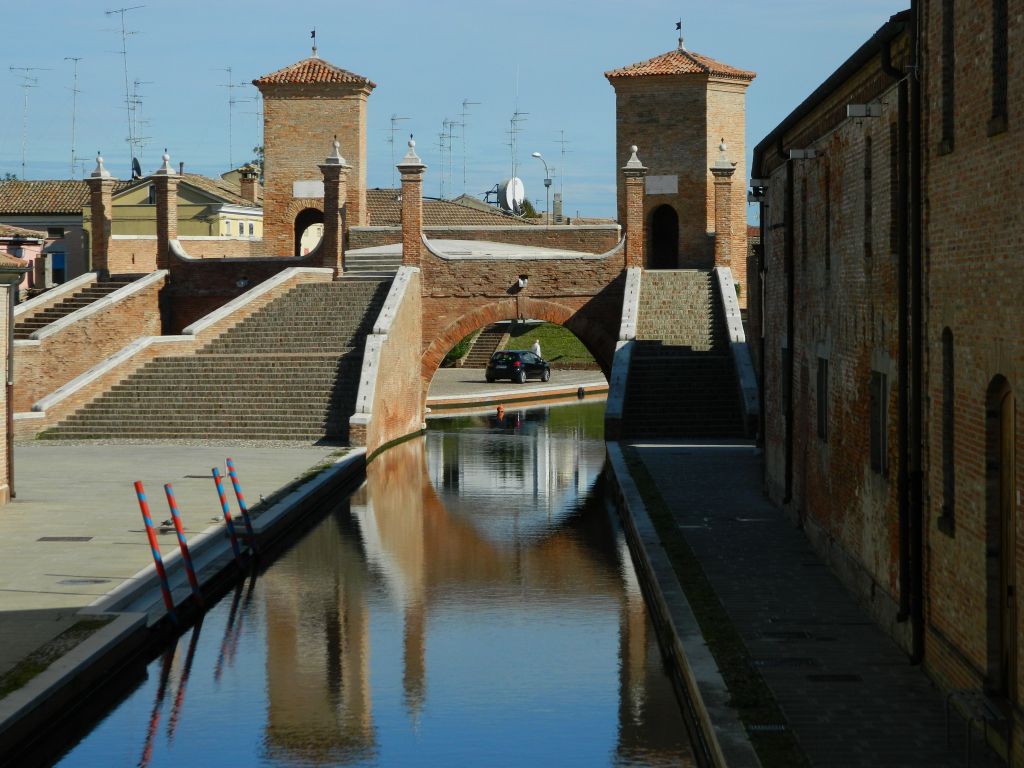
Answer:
(754, 3, 1023, 757)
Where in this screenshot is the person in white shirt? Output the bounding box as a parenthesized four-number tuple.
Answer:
(531, 339, 542, 358)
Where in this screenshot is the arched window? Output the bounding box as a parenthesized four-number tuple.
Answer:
(649, 205, 679, 269)
(939, 328, 955, 534)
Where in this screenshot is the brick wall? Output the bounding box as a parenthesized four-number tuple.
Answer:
(418, 249, 625, 385)
(259, 82, 370, 256)
(759, 34, 911, 645)
(177, 238, 264, 259)
(14, 273, 166, 412)
(361, 270, 424, 455)
(107, 237, 157, 274)
(348, 225, 620, 254)
(920, 0, 1024, 741)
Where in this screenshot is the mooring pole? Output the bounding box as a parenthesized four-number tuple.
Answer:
(225, 458, 256, 552)
(211, 467, 243, 565)
(163, 483, 203, 606)
(133, 480, 176, 621)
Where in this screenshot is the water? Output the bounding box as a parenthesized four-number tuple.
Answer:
(54, 403, 695, 767)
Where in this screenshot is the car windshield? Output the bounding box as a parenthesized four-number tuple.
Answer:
(490, 352, 522, 364)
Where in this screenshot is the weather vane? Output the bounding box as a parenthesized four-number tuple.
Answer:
(676, 19, 685, 50)
(310, 28, 317, 57)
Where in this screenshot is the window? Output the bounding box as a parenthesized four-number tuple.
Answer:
(50, 252, 66, 285)
(147, 185, 157, 205)
(941, 0, 955, 151)
(870, 371, 888, 475)
(940, 328, 956, 533)
(817, 357, 829, 441)
(864, 135, 873, 259)
(991, 0, 1008, 133)
(225, 220, 232, 235)
(248, 222, 254, 236)
(46, 227, 65, 239)
(238, 222, 244, 236)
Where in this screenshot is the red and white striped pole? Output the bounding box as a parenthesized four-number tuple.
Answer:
(212, 467, 243, 564)
(225, 458, 257, 552)
(163, 483, 203, 607)
(133, 480, 176, 622)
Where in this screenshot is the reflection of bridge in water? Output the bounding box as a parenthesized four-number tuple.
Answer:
(262, 410, 693, 766)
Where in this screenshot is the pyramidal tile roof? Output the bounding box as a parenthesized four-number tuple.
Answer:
(605, 48, 755, 81)
(253, 56, 376, 88)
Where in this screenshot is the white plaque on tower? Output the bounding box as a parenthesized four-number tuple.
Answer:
(293, 180, 325, 198)
(645, 175, 678, 195)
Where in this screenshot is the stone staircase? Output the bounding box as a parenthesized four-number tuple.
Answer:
(41, 278, 391, 442)
(461, 324, 508, 368)
(621, 270, 745, 439)
(14, 275, 144, 340)
(344, 248, 401, 277)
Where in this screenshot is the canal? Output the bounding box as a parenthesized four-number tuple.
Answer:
(53, 403, 696, 766)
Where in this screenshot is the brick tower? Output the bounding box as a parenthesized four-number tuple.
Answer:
(254, 53, 376, 257)
(606, 36, 755, 279)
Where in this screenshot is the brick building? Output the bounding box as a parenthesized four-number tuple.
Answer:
(753, 3, 1023, 757)
(605, 37, 754, 292)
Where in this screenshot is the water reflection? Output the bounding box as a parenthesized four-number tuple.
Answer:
(56, 404, 693, 767)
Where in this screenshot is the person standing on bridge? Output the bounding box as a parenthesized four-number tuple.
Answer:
(532, 339, 542, 359)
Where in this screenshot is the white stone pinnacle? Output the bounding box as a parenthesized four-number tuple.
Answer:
(624, 145, 646, 171)
(91, 152, 111, 179)
(155, 149, 176, 176)
(325, 136, 347, 166)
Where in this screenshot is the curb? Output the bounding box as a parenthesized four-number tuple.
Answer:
(0, 612, 148, 760)
(606, 442, 762, 768)
(427, 381, 607, 412)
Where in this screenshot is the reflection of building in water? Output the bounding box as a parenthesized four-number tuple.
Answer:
(261, 423, 686, 763)
(263, 506, 377, 764)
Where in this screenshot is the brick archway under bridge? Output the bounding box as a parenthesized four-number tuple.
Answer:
(419, 294, 622, 399)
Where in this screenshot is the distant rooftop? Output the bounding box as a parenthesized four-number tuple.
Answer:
(0, 223, 44, 240)
(366, 189, 535, 227)
(0, 180, 131, 216)
(605, 49, 756, 81)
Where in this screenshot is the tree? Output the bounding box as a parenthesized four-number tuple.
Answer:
(519, 199, 538, 218)
(251, 146, 264, 181)
(2, 173, 17, 181)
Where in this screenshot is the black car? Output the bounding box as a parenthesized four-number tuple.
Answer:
(485, 350, 551, 383)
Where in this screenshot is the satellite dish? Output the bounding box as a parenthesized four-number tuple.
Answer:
(131, 157, 142, 179)
(497, 177, 525, 213)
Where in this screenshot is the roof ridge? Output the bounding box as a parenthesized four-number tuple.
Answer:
(605, 47, 756, 81)
(254, 56, 376, 88)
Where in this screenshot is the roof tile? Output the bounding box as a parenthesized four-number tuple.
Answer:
(366, 189, 536, 227)
(0, 180, 127, 215)
(605, 49, 755, 81)
(254, 57, 375, 88)
(0, 223, 45, 240)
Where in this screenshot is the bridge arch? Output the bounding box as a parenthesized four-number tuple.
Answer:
(420, 297, 616, 397)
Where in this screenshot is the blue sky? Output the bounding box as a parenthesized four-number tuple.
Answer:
(1, 0, 905, 218)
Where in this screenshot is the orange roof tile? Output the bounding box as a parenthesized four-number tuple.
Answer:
(0, 252, 29, 269)
(254, 56, 375, 88)
(605, 48, 755, 81)
(0, 180, 132, 215)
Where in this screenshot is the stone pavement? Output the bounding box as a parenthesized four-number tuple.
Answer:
(631, 440, 1004, 768)
(0, 442, 337, 677)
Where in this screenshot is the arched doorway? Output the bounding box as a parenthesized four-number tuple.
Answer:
(986, 375, 1017, 703)
(294, 208, 324, 257)
(649, 205, 679, 269)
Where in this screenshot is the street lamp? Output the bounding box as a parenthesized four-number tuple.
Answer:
(531, 151, 552, 225)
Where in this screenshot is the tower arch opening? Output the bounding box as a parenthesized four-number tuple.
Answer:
(294, 207, 324, 257)
(649, 205, 679, 269)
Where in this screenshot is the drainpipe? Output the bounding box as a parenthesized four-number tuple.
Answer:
(896, 76, 912, 624)
(908, 0, 925, 664)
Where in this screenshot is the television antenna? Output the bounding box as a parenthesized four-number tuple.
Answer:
(128, 78, 153, 165)
(105, 5, 145, 176)
(507, 110, 528, 184)
(387, 114, 410, 187)
(9, 66, 49, 179)
(217, 67, 252, 169)
(443, 117, 460, 199)
(459, 99, 479, 195)
(435, 125, 449, 199)
(555, 129, 571, 198)
(65, 58, 83, 177)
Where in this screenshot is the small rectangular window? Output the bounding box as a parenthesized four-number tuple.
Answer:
(248, 222, 254, 236)
(46, 227, 64, 239)
(870, 371, 888, 475)
(238, 222, 244, 236)
(147, 185, 157, 205)
(817, 358, 829, 441)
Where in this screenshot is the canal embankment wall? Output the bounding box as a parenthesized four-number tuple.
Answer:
(606, 442, 762, 768)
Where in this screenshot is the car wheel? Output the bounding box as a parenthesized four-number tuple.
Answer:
(542, 368, 550, 382)
(514, 369, 527, 384)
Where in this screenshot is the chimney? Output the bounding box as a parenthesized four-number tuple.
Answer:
(553, 192, 563, 224)
(239, 164, 260, 204)
(178, 161, 184, 176)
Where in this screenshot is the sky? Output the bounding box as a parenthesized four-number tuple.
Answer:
(0, 0, 905, 219)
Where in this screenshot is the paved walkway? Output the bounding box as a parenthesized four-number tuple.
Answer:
(0, 443, 337, 676)
(631, 440, 1003, 768)
(426, 367, 606, 401)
